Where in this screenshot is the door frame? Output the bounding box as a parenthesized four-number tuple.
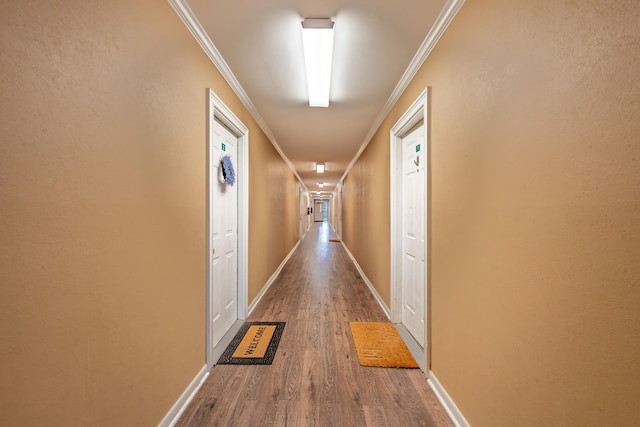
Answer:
(313, 199, 324, 222)
(206, 89, 249, 369)
(298, 184, 306, 240)
(338, 184, 343, 238)
(390, 88, 430, 371)
(329, 184, 343, 238)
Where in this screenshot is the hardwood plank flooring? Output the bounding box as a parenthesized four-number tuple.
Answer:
(176, 223, 453, 427)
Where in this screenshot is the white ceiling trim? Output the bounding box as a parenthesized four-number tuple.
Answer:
(335, 0, 466, 192)
(168, 0, 308, 191)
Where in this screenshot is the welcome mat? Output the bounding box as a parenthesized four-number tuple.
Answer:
(349, 322, 419, 368)
(217, 322, 285, 365)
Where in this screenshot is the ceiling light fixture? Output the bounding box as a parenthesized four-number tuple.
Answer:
(301, 18, 334, 108)
(316, 163, 325, 173)
(318, 182, 324, 187)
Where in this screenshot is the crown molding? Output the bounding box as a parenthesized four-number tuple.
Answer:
(337, 0, 466, 187)
(168, 0, 308, 191)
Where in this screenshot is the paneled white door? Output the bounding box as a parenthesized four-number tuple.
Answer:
(401, 123, 426, 347)
(337, 187, 343, 238)
(314, 200, 324, 222)
(211, 119, 238, 349)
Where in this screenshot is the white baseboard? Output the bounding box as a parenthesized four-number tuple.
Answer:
(158, 364, 209, 427)
(427, 371, 470, 427)
(340, 242, 391, 319)
(247, 240, 300, 316)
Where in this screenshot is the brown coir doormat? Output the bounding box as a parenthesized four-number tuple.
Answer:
(217, 322, 285, 365)
(349, 322, 419, 368)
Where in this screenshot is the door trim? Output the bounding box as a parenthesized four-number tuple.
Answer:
(337, 182, 344, 238)
(313, 199, 324, 222)
(298, 184, 306, 240)
(390, 88, 430, 371)
(206, 89, 249, 369)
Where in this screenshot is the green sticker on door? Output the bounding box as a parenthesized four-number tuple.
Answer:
(416, 144, 421, 152)
(221, 143, 226, 152)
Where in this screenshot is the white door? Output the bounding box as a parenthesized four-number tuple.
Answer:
(211, 119, 239, 348)
(314, 200, 324, 222)
(298, 187, 303, 239)
(401, 123, 426, 347)
(337, 186, 343, 238)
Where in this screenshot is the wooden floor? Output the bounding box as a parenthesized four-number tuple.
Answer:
(176, 223, 454, 427)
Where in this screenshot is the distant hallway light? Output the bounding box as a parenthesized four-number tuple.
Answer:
(301, 18, 334, 108)
(316, 163, 325, 173)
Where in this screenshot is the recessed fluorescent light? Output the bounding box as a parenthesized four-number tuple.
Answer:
(318, 182, 324, 187)
(316, 163, 325, 173)
(301, 18, 334, 108)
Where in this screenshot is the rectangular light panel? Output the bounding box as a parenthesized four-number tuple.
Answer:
(302, 18, 334, 107)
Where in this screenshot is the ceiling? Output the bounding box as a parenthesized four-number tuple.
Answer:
(184, 0, 449, 196)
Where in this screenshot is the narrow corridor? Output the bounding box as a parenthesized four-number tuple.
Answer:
(177, 223, 453, 426)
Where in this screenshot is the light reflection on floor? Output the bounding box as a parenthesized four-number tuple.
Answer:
(315, 221, 332, 260)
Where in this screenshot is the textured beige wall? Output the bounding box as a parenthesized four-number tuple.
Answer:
(342, 126, 392, 304)
(248, 132, 299, 302)
(344, 0, 640, 425)
(0, 0, 298, 425)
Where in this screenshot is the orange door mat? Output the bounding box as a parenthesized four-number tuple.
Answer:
(349, 322, 419, 368)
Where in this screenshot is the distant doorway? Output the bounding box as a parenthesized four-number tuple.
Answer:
(336, 186, 343, 238)
(298, 186, 305, 240)
(313, 199, 325, 222)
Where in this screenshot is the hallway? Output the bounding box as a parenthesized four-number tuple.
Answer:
(177, 223, 453, 426)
